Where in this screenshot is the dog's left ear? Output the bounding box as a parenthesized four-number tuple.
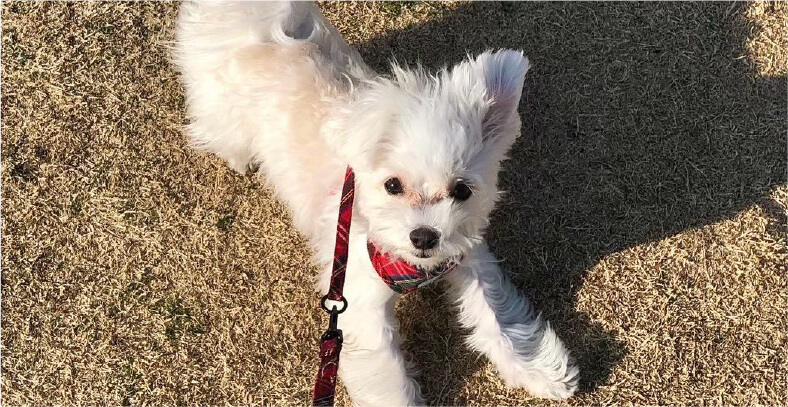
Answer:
(451, 49, 530, 142)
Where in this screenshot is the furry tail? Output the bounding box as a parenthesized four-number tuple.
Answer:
(176, 1, 317, 67)
(175, 1, 369, 81)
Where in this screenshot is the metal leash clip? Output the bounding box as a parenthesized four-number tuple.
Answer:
(319, 295, 348, 342)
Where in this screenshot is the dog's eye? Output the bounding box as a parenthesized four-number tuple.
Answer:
(451, 181, 472, 201)
(384, 177, 404, 195)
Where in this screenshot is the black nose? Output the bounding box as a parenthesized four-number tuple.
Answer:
(409, 227, 440, 250)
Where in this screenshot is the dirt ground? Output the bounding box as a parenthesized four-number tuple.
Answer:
(1, 2, 786, 405)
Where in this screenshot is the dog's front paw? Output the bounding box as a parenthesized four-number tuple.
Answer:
(501, 364, 579, 399)
(494, 324, 580, 399)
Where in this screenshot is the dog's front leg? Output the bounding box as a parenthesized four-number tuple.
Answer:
(337, 293, 422, 406)
(445, 244, 579, 399)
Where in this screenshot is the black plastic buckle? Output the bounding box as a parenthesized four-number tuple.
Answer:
(320, 295, 347, 342)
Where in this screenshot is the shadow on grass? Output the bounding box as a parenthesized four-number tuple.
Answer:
(350, 2, 785, 404)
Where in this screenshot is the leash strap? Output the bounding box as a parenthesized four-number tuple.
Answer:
(327, 167, 355, 301)
(312, 166, 354, 406)
(312, 313, 343, 406)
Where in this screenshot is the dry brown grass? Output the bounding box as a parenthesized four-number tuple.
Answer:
(1, 2, 786, 405)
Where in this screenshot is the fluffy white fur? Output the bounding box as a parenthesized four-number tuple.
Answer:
(175, 1, 579, 404)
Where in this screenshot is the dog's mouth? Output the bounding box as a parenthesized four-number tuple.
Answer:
(408, 247, 464, 267)
(415, 250, 432, 259)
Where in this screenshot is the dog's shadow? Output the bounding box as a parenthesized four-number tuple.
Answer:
(342, 2, 786, 404)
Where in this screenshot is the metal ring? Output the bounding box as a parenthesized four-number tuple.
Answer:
(320, 295, 348, 314)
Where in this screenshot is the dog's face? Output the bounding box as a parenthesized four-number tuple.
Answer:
(335, 50, 529, 269)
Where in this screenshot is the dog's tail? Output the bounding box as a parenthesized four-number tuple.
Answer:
(178, 1, 308, 64)
(175, 0, 369, 89)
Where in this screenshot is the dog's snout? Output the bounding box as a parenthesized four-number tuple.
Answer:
(409, 227, 440, 250)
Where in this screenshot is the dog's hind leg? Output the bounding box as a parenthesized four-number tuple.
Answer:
(445, 244, 580, 399)
(174, 1, 363, 174)
(174, 1, 298, 172)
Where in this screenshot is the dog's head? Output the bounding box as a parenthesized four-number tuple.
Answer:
(330, 50, 529, 269)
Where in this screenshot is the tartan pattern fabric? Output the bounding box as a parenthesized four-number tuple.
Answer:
(312, 333, 342, 407)
(327, 167, 355, 302)
(367, 241, 462, 294)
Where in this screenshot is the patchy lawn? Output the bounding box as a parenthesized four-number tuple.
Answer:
(2, 2, 786, 405)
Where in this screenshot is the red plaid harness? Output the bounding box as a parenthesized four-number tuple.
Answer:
(368, 241, 463, 293)
(312, 167, 462, 406)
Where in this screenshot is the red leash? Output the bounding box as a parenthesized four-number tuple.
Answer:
(312, 167, 355, 406)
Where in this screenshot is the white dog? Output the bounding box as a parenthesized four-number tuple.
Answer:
(175, 1, 579, 404)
